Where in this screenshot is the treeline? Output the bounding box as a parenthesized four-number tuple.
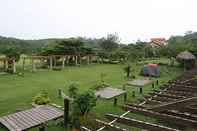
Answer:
(0, 31, 197, 61)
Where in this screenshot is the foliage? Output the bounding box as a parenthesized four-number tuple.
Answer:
(33, 90, 51, 105)
(70, 91, 97, 129)
(124, 64, 132, 78)
(99, 33, 119, 53)
(41, 38, 94, 56)
(92, 81, 110, 90)
(73, 91, 97, 116)
(68, 83, 78, 98)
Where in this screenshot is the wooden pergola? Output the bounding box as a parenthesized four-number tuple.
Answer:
(0, 57, 16, 73)
(26, 54, 94, 72)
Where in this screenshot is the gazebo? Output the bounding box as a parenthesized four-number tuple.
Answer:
(176, 51, 196, 70)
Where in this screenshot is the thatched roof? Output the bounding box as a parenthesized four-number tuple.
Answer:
(176, 51, 196, 60)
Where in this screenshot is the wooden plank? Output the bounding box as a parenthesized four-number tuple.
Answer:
(0, 106, 64, 131)
(15, 110, 38, 128)
(1, 116, 22, 131)
(149, 92, 185, 99)
(96, 119, 127, 131)
(149, 97, 197, 112)
(145, 100, 163, 105)
(106, 114, 179, 131)
(7, 114, 29, 130)
(151, 96, 176, 102)
(123, 105, 197, 127)
(0, 117, 20, 131)
(165, 90, 196, 97)
(163, 110, 197, 121)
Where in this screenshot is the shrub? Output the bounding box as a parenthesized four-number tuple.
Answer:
(91, 81, 110, 90)
(33, 90, 51, 105)
(68, 83, 78, 98)
(74, 91, 97, 116)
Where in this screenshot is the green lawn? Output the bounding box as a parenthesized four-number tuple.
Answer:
(0, 58, 182, 131)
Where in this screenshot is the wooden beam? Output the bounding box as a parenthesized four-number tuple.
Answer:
(123, 105, 197, 127)
(169, 86, 197, 93)
(62, 57, 65, 69)
(162, 110, 197, 121)
(64, 98, 69, 128)
(165, 90, 197, 97)
(106, 114, 179, 131)
(145, 99, 163, 105)
(49, 56, 53, 70)
(151, 96, 176, 102)
(149, 97, 197, 112)
(12, 59, 16, 73)
(149, 92, 185, 99)
(96, 119, 127, 131)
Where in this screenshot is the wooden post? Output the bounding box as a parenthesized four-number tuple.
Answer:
(156, 80, 159, 86)
(132, 91, 135, 97)
(54, 56, 57, 67)
(152, 83, 155, 88)
(87, 56, 90, 65)
(124, 93, 127, 102)
(64, 98, 69, 128)
(58, 89, 62, 98)
(50, 56, 53, 70)
(66, 56, 69, 65)
(75, 56, 78, 65)
(89, 56, 92, 64)
(22, 58, 26, 71)
(5, 60, 8, 70)
(140, 87, 143, 94)
(12, 59, 16, 73)
(114, 97, 117, 106)
(32, 58, 36, 72)
(3, 60, 6, 70)
(62, 57, 65, 69)
(78, 56, 81, 65)
(39, 125, 45, 131)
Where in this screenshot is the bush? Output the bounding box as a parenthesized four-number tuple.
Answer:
(92, 81, 110, 90)
(68, 83, 78, 98)
(33, 90, 51, 105)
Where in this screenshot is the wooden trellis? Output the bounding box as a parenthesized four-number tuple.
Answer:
(82, 68, 197, 131)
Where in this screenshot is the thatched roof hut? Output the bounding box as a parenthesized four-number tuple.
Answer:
(176, 51, 196, 60)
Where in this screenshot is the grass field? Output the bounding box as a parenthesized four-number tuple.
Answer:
(0, 58, 182, 131)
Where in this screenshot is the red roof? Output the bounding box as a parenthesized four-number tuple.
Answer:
(150, 38, 167, 47)
(147, 64, 158, 67)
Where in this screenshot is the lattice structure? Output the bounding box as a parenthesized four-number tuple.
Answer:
(82, 68, 197, 131)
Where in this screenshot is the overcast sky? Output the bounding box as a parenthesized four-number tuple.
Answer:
(0, 0, 197, 43)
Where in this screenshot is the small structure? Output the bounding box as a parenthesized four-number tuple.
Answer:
(149, 38, 168, 47)
(127, 79, 152, 87)
(176, 51, 196, 60)
(0, 57, 16, 74)
(0, 105, 63, 131)
(141, 64, 160, 77)
(176, 51, 196, 70)
(95, 87, 126, 99)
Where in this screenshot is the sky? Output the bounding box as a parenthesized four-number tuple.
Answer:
(0, 0, 197, 43)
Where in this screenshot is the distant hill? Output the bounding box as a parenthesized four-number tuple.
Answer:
(0, 36, 102, 55)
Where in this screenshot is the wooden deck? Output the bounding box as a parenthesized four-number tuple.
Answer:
(0, 105, 64, 131)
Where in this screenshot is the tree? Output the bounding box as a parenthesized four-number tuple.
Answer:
(100, 33, 119, 53)
(68, 83, 78, 98)
(73, 91, 97, 116)
(70, 91, 97, 130)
